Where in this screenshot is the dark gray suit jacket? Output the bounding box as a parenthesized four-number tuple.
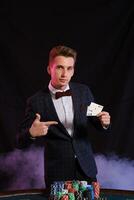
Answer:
(17, 82, 110, 185)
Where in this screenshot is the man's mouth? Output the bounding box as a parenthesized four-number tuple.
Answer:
(59, 79, 67, 82)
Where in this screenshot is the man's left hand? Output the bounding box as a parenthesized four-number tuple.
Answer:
(97, 111, 111, 128)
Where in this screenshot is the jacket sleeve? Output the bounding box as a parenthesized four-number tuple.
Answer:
(16, 98, 37, 149)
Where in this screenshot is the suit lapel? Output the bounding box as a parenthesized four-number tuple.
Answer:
(43, 88, 59, 122)
(70, 83, 81, 133)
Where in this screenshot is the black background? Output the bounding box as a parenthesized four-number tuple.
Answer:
(0, 1, 134, 189)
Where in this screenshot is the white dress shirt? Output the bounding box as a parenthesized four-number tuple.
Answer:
(48, 82, 74, 137)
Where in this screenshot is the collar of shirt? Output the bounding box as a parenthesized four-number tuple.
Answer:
(48, 81, 74, 137)
(48, 81, 70, 97)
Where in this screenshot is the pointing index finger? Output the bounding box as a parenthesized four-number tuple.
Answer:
(44, 121, 58, 127)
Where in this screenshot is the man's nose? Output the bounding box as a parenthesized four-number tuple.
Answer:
(61, 69, 67, 76)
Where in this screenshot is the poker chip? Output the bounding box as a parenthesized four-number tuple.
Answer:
(68, 188, 76, 194)
(49, 180, 95, 200)
(75, 191, 83, 200)
(82, 189, 92, 199)
(62, 194, 69, 200)
(68, 192, 75, 200)
(72, 181, 79, 191)
(92, 181, 100, 199)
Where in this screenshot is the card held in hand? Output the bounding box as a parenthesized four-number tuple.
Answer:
(87, 102, 104, 116)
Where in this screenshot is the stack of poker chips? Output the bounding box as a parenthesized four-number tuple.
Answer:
(49, 180, 94, 200)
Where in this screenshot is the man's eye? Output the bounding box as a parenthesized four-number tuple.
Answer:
(57, 65, 62, 69)
(68, 67, 73, 70)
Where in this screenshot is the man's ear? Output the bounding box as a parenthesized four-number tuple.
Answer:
(70, 67, 74, 78)
(71, 69, 75, 77)
(47, 65, 51, 75)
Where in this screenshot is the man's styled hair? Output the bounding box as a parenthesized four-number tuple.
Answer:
(49, 45, 77, 64)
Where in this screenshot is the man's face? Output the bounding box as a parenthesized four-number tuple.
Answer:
(47, 56, 75, 90)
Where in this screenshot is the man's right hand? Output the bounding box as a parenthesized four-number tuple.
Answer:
(29, 113, 58, 137)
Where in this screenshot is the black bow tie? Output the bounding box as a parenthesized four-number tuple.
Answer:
(55, 89, 72, 99)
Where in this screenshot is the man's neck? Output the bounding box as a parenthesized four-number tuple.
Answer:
(51, 82, 69, 91)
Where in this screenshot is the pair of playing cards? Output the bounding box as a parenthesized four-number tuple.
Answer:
(86, 102, 103, 116)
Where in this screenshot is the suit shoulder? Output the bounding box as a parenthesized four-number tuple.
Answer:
(70, 82, 94, 100)
(26, 89, 48, 104)
(70, 82, 91, 91)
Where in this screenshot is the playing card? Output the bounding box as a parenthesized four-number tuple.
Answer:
(86, 102, 103, 116)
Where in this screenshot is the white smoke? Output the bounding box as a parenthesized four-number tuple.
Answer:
(0, 148, 134, 191)
(95, 154, 134, 191)
(0, 145, 45, 190)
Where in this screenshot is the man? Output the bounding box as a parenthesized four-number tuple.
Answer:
(17, 45, 111, 199)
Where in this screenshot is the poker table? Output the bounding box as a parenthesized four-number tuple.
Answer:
(0, 189, 134, 200)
